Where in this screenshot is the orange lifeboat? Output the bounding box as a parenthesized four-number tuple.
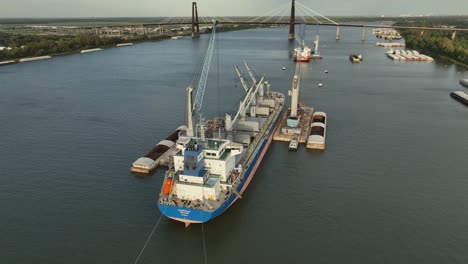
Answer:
(163, 178, 173, 195)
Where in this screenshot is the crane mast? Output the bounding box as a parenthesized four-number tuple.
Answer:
(193, 20, 218, 114)
(186, 20, 218, 137)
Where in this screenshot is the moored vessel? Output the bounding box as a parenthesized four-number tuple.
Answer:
(158, 67, 284, 226)
(307, 111, 327, 150)
(131, 126, 186, 174)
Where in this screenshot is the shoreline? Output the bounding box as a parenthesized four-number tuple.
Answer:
(0, 25, 265, 66)
(0, 35, 173, 66)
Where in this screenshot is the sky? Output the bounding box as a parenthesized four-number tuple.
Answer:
(0, 0, 467, 18)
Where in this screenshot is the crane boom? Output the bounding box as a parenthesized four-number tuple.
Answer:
(193, 20, 218, 113)
(231, 76, 265, 127)
(243, 61, 257, 85)
(235, 66, 250, 93)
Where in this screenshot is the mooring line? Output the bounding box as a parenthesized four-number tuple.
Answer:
(202, 223, 208, 264)
(133, 214, 164, 264)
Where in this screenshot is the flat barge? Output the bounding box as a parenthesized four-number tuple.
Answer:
(450, 91, 468, 106)
(460, 79, 468, 88)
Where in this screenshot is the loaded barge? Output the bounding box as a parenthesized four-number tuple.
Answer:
(131, 126, 186, 174)
(307, 112, 327, 150)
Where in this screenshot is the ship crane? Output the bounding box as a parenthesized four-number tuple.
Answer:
(226, 63, 267, 132)
(235, 62, 261, 93)
(186, 20, 218, 137)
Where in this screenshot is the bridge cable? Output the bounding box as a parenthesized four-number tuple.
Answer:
(297, 5, 320, 24)
(296, 2, 339, 25)
(249, 3, 289, 23)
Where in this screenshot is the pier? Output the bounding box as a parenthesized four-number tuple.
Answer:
(273, 104, 314, 144)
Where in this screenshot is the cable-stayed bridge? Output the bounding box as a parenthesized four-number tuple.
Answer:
(1, 0, 466, 39)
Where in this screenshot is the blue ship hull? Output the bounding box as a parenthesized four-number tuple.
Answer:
(158, 109, 283, 224)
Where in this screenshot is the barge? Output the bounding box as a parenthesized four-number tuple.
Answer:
(306, 112, 327, 150)
(450, 91, 468, 106)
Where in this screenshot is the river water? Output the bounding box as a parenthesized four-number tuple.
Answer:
(1, 25, 468, 264)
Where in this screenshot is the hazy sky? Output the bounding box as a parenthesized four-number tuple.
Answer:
(1, 0, 467, 18)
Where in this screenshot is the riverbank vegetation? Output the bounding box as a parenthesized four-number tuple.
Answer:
(0, 24, 265, 61)
(0, 33, 169, 61)
(394, 18, 468, 67)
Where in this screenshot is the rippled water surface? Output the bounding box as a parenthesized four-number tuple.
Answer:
(1, 25, 468, 264)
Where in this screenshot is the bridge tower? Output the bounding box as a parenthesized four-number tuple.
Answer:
(192, 2, 200, 38)
(288, 0, 295, 40)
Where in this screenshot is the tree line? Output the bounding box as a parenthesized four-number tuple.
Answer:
(0, 33, 168, 61)
(394, 20, 468, 66)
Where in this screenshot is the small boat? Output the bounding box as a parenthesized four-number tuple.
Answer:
(324, 70, 328, 73)
(288, 138, 298, 151)
(307, 112, 327, 150)
(318, 83, 323, 87)
(282, 67, 286, 70)
(349, 54, 363, 63)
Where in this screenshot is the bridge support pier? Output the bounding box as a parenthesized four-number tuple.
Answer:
(192, 2, 200, 38)
(335, 26, 340, 41)
(452, 31, 456, 40)
(288, 0, 295, 40)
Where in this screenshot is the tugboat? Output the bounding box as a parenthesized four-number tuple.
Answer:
(288, 138, 299, 151)
(349, 54, 363, 63)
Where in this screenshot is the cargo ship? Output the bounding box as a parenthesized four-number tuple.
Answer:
(158, 65, 285, 226)
(294, 45, 312, 62)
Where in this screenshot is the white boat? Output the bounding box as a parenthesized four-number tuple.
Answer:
(307, 112, 327, 150)
(318, 83, 323, 87)
(324, 70, 328, 73)
(282, 67, 286, 70)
